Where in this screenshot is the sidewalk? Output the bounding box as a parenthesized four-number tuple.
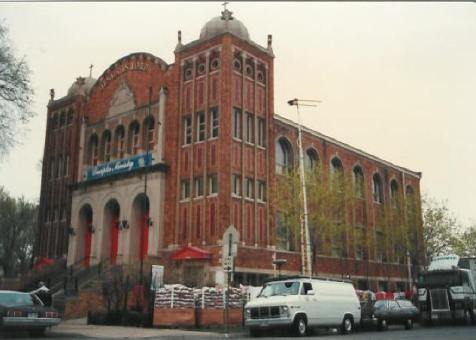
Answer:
(50, 318, 245, 339)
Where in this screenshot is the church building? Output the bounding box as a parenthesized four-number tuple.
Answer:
(35, 8, 424, 291)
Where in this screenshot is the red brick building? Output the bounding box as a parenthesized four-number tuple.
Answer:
(35, 9, 424, 291)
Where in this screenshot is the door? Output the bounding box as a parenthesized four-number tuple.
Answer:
(110, 216, 119, 264)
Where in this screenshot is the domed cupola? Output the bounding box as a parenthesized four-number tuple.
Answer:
(67, 76, 97, 97)
(199, 8, 250, 41)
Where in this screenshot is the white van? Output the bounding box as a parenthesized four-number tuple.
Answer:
(244, 276, 361, 337)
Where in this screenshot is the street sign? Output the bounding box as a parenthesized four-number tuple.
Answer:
(224, 256, 234, 272)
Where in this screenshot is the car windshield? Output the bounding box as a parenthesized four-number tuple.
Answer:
(258, 281, 300, 297)
(374, 300, 387, 309)
(419, 270, 462, 288)
(0, 292, 36, 307)
(397, 300, 414, 308)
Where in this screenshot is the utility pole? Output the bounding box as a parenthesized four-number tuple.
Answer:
(287, 98, 321, 278)
(140, 87, 153, 285)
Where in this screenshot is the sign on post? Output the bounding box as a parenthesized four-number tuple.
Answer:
(150, 265, 164, 290)
(224, 256, 234, 272)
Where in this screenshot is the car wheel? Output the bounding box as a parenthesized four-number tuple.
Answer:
(249, 327, 261, 337)
(464, 309, 472, 326)
(28, 328, 46, 337)
(404, 319, 413, 330)
(378, 318, 388, 331)
(341, 315, 354, 334)
(293, 315, 307, 337)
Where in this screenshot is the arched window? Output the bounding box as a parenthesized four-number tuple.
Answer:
(353, 166, 364, 198)
(128, 121, 140, 155)
(390, 180, 399, 208)
(114, 125, 125, 159)
(373, 173, 383, 203)
(88, 134, 99, 165)
(275, 137, 293, 174)
(305, 148, 318, 171)
(59, 111, 66, 127)
(143, 116, 155, 151)
(101, 130, 112, 162)
(330, 157, 344, 191)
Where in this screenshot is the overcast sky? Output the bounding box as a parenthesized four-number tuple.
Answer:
(0, 2, 475, 225)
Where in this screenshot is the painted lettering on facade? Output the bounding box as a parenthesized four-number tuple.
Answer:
(99, 61, 150, 89)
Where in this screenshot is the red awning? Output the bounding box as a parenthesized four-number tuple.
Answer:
(171, 246, 212, 261)
(32, 257, 54, 270)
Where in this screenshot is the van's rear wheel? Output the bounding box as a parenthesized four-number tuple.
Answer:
(341, 315, 354, 334)
(249, 328, 261, 337)
(293, 315, 307, 337)
(377, 318, 388, 331)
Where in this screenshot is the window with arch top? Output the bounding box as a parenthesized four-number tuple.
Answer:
(88, 134, 99, 165)
(353, 166, 364, 198)
(128, 121, 140, 155)
(275, 137, 293, 174)
(373, 173, 383, 203)
(390, 180, 399, 208)
(330, 157, 344, 191)
(305, 148, 318, 171)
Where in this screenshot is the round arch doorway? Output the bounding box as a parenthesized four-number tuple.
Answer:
(102, 199, 120, 264)
(130, 193, 150, 263)
(77, 204, 93, 267)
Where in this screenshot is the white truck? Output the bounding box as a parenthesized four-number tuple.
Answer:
(417, 254, 476, 325)
(244, 276, 361, 337)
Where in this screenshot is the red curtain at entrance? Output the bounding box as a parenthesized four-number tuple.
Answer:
(111, 216, 119, 264)
(140, 211, 149, 260)
(84, 223, 92, 267)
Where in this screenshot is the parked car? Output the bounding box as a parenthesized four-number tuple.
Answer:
(0, 290, 61, 336)
(361, 299, 418, 331)
(244, 276, 361, 337)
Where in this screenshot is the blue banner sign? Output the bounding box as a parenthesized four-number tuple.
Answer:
(84, 153, 153, 181)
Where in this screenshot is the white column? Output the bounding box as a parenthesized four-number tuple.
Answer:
(158, 86, 167, 162)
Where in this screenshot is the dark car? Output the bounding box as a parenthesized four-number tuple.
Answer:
(0, 290, 61, 337)
(361, 299, 418, 331)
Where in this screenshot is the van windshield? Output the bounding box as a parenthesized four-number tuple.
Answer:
(258, 281, 300, 297)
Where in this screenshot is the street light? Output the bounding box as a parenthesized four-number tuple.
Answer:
(287, 98, 321, 278)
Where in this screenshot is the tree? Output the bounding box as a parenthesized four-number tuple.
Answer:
(271, 165, 355, 276)
(452, 224, 476, 258)
(0, 20, 34, 158)
(0, 186, 37, 277)
(422, 195, 461, 262)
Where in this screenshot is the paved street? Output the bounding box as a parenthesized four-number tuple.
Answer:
(1, 324, 476, 339)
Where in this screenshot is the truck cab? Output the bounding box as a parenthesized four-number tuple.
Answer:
(418, 255, 476, 325)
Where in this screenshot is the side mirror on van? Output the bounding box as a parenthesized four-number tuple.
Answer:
(307, 290, 315, 295)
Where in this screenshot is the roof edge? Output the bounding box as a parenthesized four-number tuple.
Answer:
(274, 114, 422, 179)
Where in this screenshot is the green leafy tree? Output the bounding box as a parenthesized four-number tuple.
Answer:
(422, 195, 461, 262)
(452, 224, 476, 258)
(271, 165, 355, 275)
(0, 20, 34, 158)
(0, 186, 37, 277)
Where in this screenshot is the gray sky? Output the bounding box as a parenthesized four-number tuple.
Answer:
(0, 2, 475, 225)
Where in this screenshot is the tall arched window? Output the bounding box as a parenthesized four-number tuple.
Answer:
(88, 134, 99, 165)
(128, 121, 140, 155)
(101, 130, 112, 162)
(114, 125, 125, 159)
(353, 166, 364, 198)
(275, 137, 293, 174)
(390, 180, 399, 208)
(305, 148, 318, 171)
(330, 157, 344, 191)
(143, 116, 155, 151)
(373, 173, 383, 203)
